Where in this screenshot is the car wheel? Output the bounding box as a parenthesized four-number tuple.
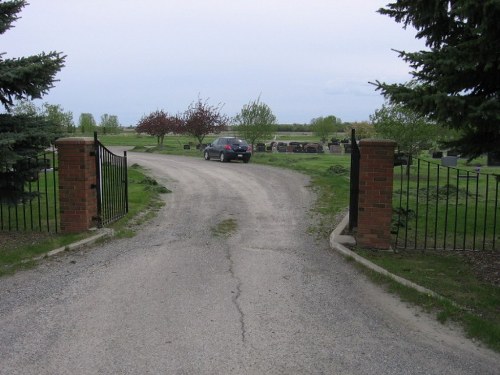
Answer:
(204, 151, 210, 160)
(243, 157, 250, 163)
(219, 152, 226, 162)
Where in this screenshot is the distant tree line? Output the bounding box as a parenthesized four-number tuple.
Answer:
(276, 124, 311, 132)
(78, 112, 121, 134)
(9, 101, 123, 135)
(135, 96, 356, 148)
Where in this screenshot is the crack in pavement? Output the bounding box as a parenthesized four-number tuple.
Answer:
(224, 245, 246, 344)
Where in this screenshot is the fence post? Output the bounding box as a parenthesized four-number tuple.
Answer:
(55, 137, 97, 233)
(357, 139, 397, 249)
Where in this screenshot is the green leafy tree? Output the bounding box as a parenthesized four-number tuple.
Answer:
(310, 115, 342, 144)
(233, 97, 277, 150)
(347, 121, 376, 140)
(99, 113, 121, 134)
(0, 1, 65, 202)
(11, 100, 40, 116)
(373, 0, 500, 159)
(180, 98, 228, 147)
(371, 103, 439, 165)
(78, 113, 96, 134)
(11, 101, 74, 133)
(43, 103, 74, 133)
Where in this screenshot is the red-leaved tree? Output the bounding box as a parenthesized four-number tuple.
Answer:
(136, 110, 182, 146)
(180, 98, 228, 147)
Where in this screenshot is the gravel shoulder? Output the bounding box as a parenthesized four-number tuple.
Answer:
(0, 153, 499, 374)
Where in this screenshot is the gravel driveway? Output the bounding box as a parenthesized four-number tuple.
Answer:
(0, 153, 499, 374)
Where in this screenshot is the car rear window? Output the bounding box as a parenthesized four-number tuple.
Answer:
(227, 138, 247, 145)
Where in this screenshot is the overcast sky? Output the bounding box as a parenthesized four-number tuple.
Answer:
(2, 0, 425, 126)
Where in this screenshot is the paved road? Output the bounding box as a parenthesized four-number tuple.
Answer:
(0, 153, 499, 374)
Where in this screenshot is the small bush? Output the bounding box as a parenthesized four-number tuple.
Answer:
(328, 164, 349, 175)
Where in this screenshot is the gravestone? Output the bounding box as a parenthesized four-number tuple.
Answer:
(432, 151, 443, 158)
(330, 145, 342, 154)
(487, 152, 500, 166)
(441, 156, 458, 167)
(344, 144, 352, 154)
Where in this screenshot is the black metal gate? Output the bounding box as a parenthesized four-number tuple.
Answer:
(349, 129, 360, 231)
(94, 132, 128, 227)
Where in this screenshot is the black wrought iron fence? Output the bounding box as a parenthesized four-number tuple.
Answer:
(0, 148, 59, 232)
(393, 158, 499, 250)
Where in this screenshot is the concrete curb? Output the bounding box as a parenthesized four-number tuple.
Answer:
(32, 228, 114, 261)
(329, 213, 443, 300)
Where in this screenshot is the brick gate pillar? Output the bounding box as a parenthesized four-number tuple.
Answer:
(55, 137, 97, 233)
(357, 139, 397, 249)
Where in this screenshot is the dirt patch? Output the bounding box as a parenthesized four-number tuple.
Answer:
(0, 232, 51, 252)
(461, 251, 500, 286)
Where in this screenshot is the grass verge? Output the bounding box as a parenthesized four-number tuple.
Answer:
(352, 248, 500, 352)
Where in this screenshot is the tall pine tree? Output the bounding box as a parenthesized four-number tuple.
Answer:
(374, 0, 500, 159)
(0, 0, 65, 203)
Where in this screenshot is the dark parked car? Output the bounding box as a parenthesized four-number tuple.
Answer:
(203, 137, 252, 163)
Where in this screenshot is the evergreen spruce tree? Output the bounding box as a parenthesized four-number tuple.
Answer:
(0, 0, 65, 202)
(374, 0, 500, 159)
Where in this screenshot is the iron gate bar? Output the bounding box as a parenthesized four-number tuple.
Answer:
(494, 177, 499, 250)
(483, 175, 489, 250)
(28, 157, 34, 229)
(414, 159, 421, 249)
(348, 129, 360, 231)
(395, 164, 403, 248)
(43, 165, 49, 231)
(464, 173, 470, 250)
(53, 149, 58, 233)
(443, 167, 451, 250)
(454, 168, 459, 250)
(94, 132, 103, 227)
(433, 165, 440, 250)
(122, 152, 128, 216)
(424, 162, 431, 249)
(36, 166, 41, 230)
(473, 173, 480, 250)
(405, 164, 410, 249)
